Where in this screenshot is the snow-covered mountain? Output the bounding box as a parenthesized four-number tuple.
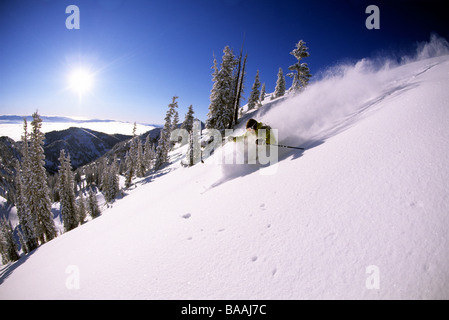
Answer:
(1, 50, 449, 299)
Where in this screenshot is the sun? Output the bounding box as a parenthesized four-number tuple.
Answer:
(68, 68, 94, 95)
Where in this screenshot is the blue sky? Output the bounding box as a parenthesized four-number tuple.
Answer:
(0, 0, 448, 125)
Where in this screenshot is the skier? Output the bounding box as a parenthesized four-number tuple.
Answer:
(231, 118, 275, 146)
(226, 118, 274, 164)
(224, 118, 285, 166)
(230, 118, 304, 153)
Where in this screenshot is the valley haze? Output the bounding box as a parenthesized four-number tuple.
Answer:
(0, 115, 158, 142)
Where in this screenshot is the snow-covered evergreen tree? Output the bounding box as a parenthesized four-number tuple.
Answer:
(95, 158, 106, 191)
(132, 122, 137, 137)
(102, 160, 118, 203)
(87, 188, 101, 219)
(274, 67, 286, 98)
(108, 156, 120, 201)
(0, 217, 20, 263)
(125, 125, 138, 188)
(143, 135, 154, 171)
(206, 46, 238, 133)
(20, 118, 31, 187)
(125, 150, 134, 189)
(58, 150, 78, 232)
(170, 98, 180, 147)
(181, 105, 195, 134)
(247, 70, 261, 110)
(15, 119, 39, 252)
(28, 112, 57, 243)
(288, 40, 312, 93)
(206, 56, 219, 129)
(18, 229, 28, 254)
(74, 170, 82, 191)
(259, 83, 266, 103)
(77, 191, 87, 224)
(154, 121, 169, 170)
(155, 96, 178, 170)
(14, 160, 38, 253)
(171, 109, 179, 132)
(136, 139, 145, 177)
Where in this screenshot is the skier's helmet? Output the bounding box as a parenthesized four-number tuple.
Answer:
(246, 118, 258, 130)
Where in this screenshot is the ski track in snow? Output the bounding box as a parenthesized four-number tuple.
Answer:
(1, 44, 449, 299)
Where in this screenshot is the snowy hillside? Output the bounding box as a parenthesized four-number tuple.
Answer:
(1, 51, 449, 299)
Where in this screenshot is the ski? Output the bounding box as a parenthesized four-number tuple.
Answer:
(269, 144, 305, 150)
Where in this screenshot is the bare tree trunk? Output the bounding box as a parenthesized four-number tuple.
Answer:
(232, 53, 247, 128)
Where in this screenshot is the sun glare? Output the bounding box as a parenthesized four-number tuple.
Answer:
(68, 68, 94, 95)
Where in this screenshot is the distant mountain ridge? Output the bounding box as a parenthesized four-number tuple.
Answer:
(0, 115, 162, 128)
(0, 115, 112, 124)
(43, 127, 132, 173)
(0, 115, 162, 142)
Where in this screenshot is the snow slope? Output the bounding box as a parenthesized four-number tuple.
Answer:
(1, 52, 449, 299)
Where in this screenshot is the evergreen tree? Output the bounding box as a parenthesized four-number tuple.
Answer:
(136, 139, 145, 177)
(87, 188, 101, 219)
(77, 191, 87, 224)
(181, 105, 195, 134)
(58, 150, 78, 232)
(143, 135, 154, 171)
(259, 83, 266, 103)
(18, 229, 28, 254)
(124, 149, 134, 189)
(247, 70, 261, 110)
(154, 122, 169, 170)
(0, 217, 20, 263)
(169, 97, 180, 147)
(16, 119, 39, 252)
(14, 160, 38, 253)
(132, 122, 137, 137)
(48, 173, 59, 203)
(288, 40, 312, 93)
(95, 158, 106, 191)
(125, 125, 138, 188)
(74, 170, 82, 191)
(171, 109, 179, 132)
(155, 96, 178, 170)
(28, 112, 57, 243)
(20, 118, 31, 188)
(109, 156, 120, 199)
(101, 163, 111, 202)
(274, 67, 286, 98)
(206, 46, 238, 133)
